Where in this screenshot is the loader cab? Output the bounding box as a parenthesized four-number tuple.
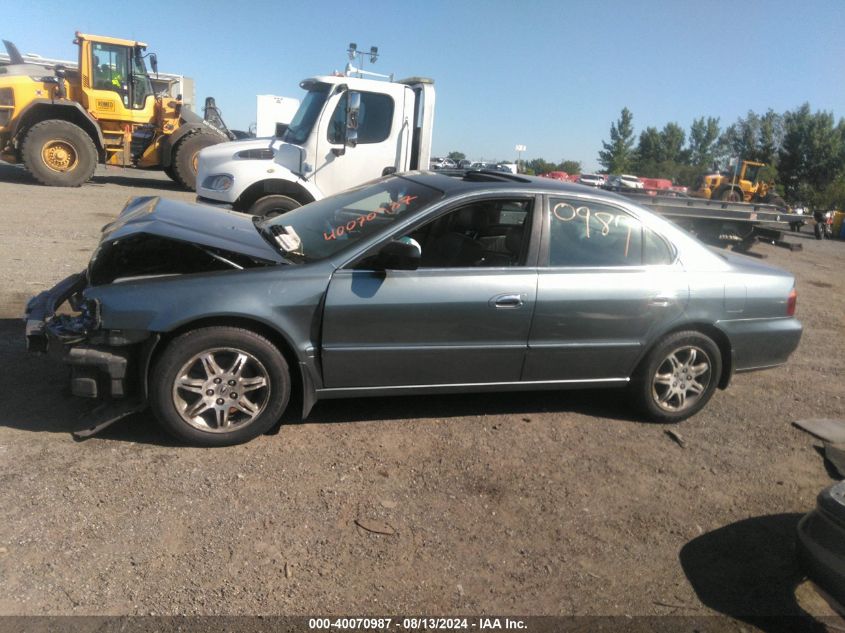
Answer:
(77, 33, 156, 123)
(740, 161, 763, 184)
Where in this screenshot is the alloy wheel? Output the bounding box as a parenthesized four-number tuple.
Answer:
(172, 347, 271, 432)
(651, 345, 712, 413)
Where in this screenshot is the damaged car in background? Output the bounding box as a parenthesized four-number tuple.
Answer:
(25, 171, 803, 446)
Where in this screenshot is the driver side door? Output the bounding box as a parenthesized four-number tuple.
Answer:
(320, 195, 541, 389)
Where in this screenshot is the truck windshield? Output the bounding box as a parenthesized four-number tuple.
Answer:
(258, 176, 443, 263)
(282, 83, 330, 145)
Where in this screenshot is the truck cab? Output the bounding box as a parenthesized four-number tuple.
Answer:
(196, 73, 435, 216)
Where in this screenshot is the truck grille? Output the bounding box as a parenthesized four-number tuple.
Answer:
(0, 88, 14, 127)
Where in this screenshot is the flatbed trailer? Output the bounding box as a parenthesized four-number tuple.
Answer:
(615, 189, 805, 255)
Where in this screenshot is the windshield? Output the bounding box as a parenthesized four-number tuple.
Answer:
(282, 83, 330, 145)
(259, 176, 443, 263)
(131, 49, 153, 108)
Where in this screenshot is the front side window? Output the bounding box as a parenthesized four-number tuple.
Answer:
(744, 163, 761, 183)
(548, 197, 672, 267)
(393, 198, 532, 269)
(328, 92, 394, 145)
(92, 43, 129, 104)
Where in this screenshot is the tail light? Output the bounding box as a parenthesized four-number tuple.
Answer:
(786, 287, 797, 316)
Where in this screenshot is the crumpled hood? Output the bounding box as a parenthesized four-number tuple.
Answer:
(99, 196, 285, 263)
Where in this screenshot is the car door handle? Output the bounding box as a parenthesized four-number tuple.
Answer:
(649, 294, 676, 307)
(491, 293, 524, 309)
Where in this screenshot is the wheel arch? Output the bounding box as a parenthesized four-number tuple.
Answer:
(13, 100, 105, 160)
(234, 178, 317, 212)
(635, 321, 734, 390)
(146, 314, 309, 417)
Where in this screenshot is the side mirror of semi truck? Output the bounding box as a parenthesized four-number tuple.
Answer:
(345, 91, 360, 148)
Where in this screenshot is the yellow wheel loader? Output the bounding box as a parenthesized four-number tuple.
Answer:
(691, 159, 786, 208)
(0, 33, 233, 190)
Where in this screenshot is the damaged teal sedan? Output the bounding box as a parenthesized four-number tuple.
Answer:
(25, 171, 802, 446)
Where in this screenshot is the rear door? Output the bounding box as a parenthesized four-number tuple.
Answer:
(524, 195, 689, 382)
(320, 195, 542, 389)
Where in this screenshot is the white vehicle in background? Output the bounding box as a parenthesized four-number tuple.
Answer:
(196, 67, 435, 217)
(430, 157, 456, 169)
(498, 162, 518, 174)
(467, 161, 498, 171)
(607, 174, 644, 190)
(578, 173, 605, 187)
(255, 95, 300, 138)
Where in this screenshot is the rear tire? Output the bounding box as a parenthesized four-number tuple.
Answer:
(149, 327, 290, 447)
(633, 330, 722, 423)
(172, 132, 221, 191)
(249, 194, 301, 218)
(21, 119, 98, 187)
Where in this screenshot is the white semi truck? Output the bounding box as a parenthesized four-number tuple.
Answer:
(196, 69, 435, 217)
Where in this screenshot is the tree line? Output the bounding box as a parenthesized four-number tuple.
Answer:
(597, 104, 845, 208)
(444, 151, 582, 177)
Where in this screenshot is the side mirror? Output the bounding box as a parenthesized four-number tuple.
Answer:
(374, 239, 420, 270)
(345, 91, 360, 148)
(149, 53, 159, 76)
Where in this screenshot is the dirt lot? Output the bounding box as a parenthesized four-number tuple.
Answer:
(0, 162, 843, 627)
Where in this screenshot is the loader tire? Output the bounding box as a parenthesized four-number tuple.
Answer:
(719, 188, 742, 203)
(172, 132, 220, 191)
(767, 195, 787, 209)
(22, 119, 97, 187)
(163, 165, 179, 184)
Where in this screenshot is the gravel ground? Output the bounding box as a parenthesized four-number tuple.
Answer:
(0, 163, 843, 628)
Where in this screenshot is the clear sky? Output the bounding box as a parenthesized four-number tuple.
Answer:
(5, 0, 845, 170)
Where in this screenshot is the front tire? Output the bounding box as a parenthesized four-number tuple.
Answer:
(249, 194, 301, 218)
(21, 119, 98, 187)
(633, 331, 722, 423)
(172, 132, 221, 191)
(150, 327, 290, 446)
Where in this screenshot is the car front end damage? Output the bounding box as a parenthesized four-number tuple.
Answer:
(25, 271, 157, 437)
(23, 195, 288, 437)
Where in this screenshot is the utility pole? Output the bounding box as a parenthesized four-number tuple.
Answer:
(515, 144, 526, 173)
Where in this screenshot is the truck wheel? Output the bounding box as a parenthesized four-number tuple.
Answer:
(149, 327, 290, 447)
(21, 119, 97, 187)
(632, 330, 721, 423)
(720, 188, 742, 203)
(173, 132, 220, 191)
(249, 195, 301, 218)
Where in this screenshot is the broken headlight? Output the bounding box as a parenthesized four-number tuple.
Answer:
(49, 298, 101, 342)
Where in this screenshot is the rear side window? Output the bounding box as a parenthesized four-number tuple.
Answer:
(328, 92, 395, 144)
(547, 197, 672, 267)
